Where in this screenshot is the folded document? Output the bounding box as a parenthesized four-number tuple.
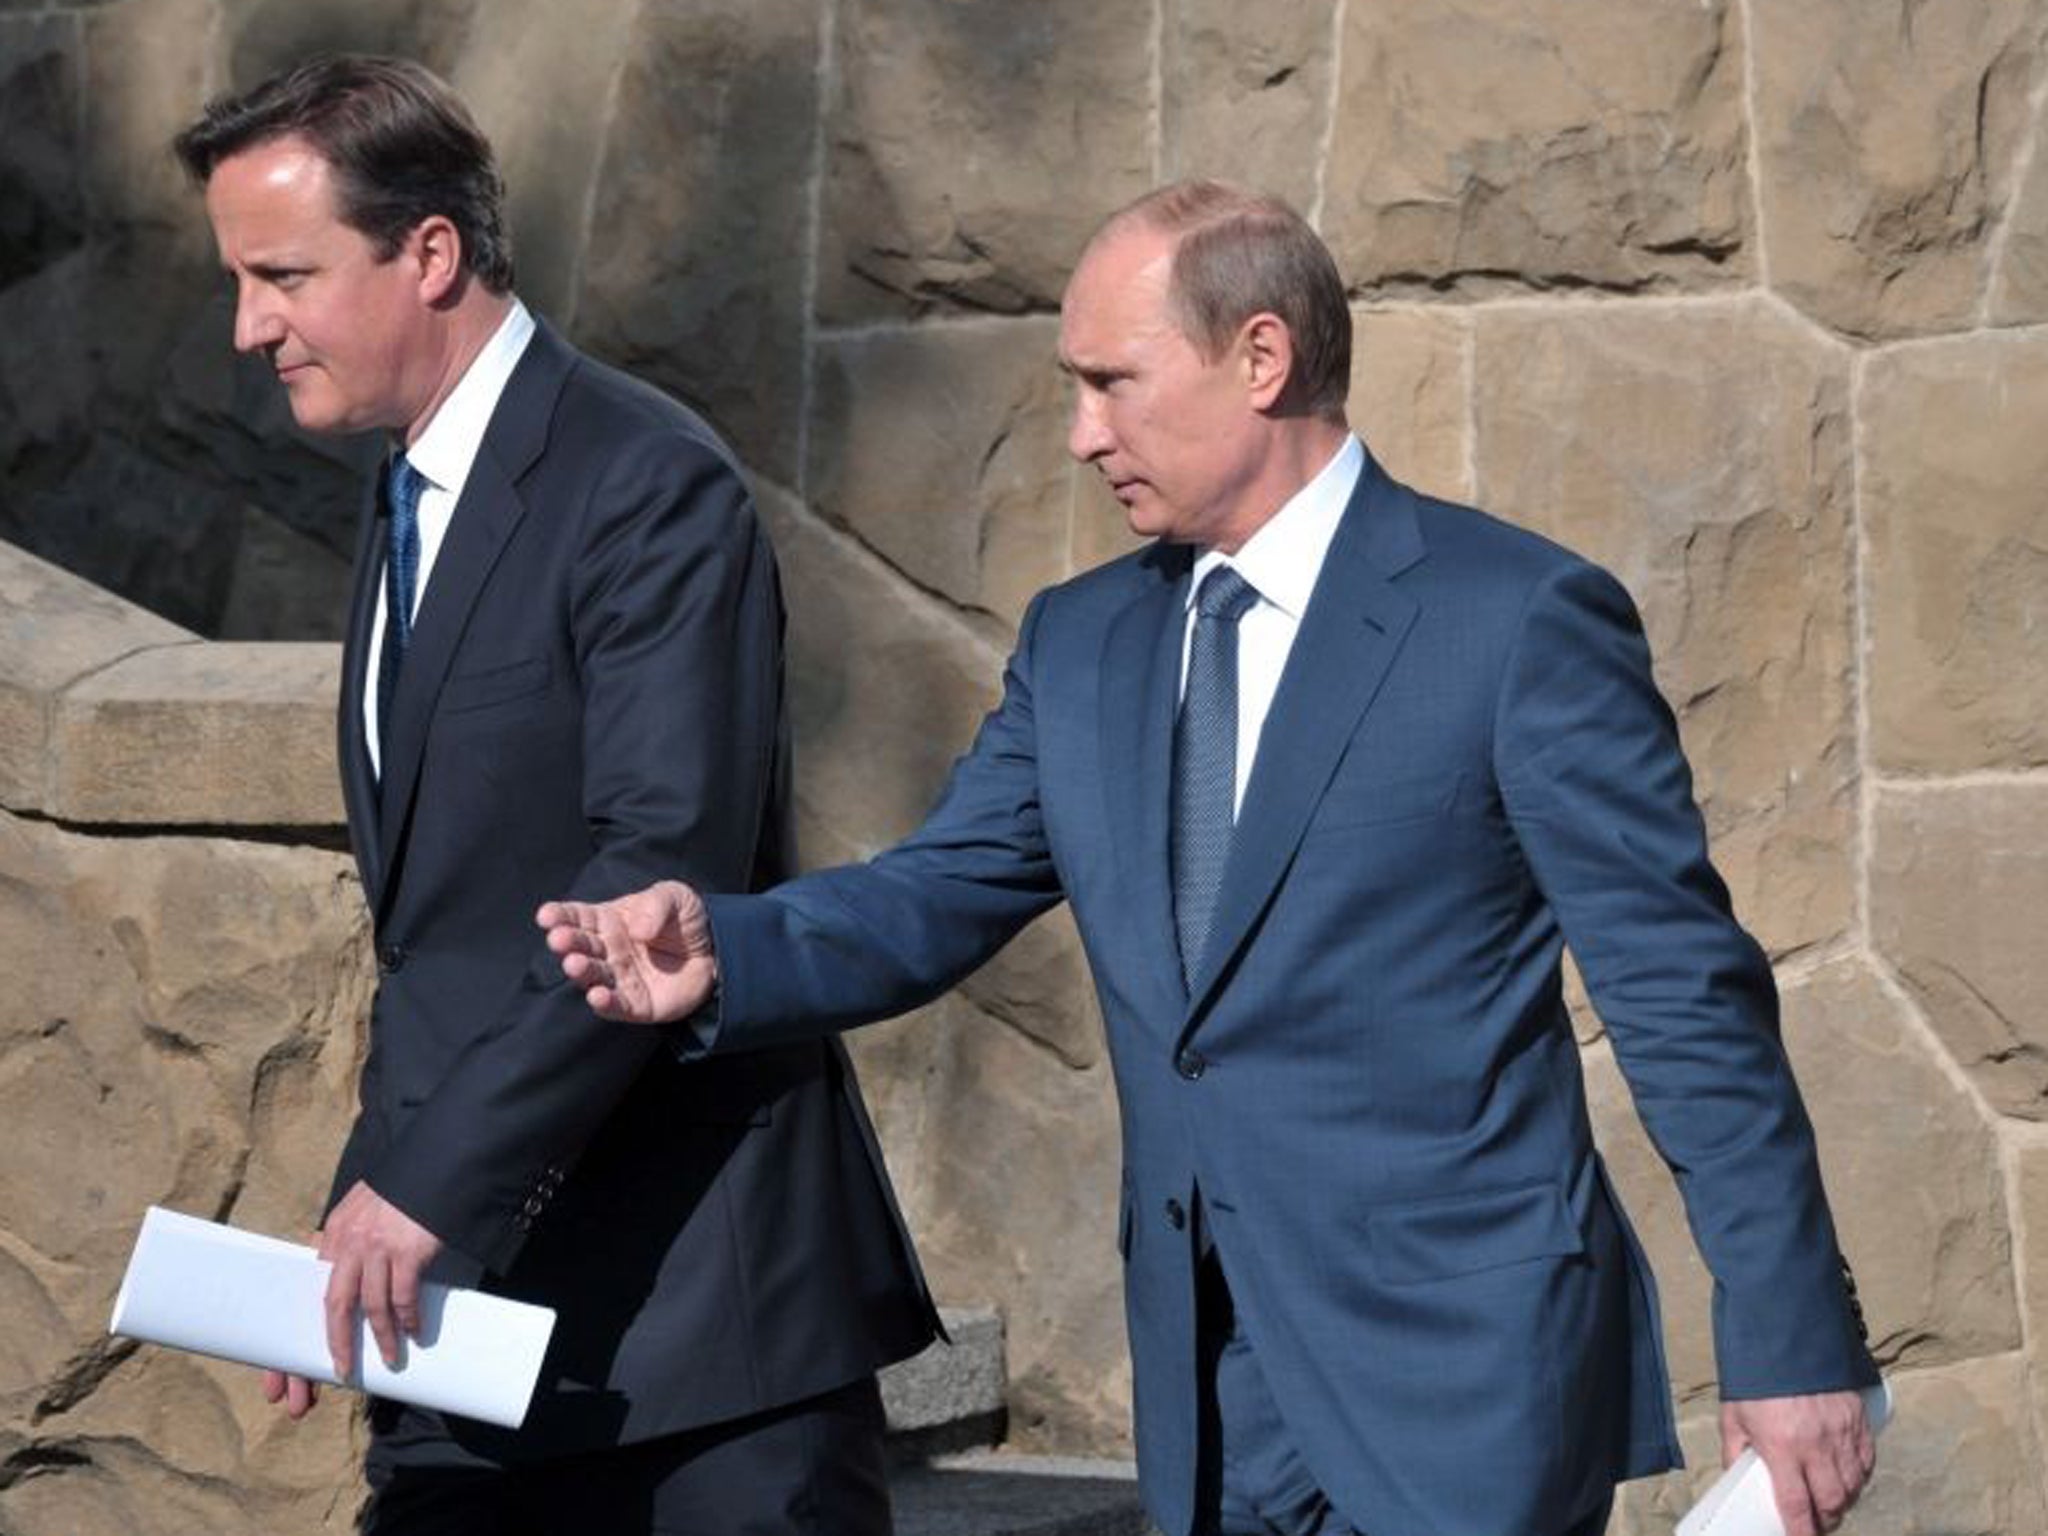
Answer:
(1676, 1382, 1893, 1536)
(109, 1206, 554, 1429)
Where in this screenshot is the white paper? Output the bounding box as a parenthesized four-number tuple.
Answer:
(109, 1206, 554, 1429)
(1676, 1382, 1893, 1536)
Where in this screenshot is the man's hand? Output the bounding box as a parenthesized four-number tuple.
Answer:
(262, 1367, 319, 1419)
(536, 880, 717, 1025)
(318, 1181, 443, 1380)
(1722, 1390, 1876, 1536)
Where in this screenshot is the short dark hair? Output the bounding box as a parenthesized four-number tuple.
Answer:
(1102, 180, 1351, 421)
(173, 53, 514, 294)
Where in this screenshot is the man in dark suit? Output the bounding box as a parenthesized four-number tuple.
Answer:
(541, 182, 1880, 1536)
(177, 54, 934, 1534)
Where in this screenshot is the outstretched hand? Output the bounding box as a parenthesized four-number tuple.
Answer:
(1721, 1390, 1876, 1536)
(536, 880, 717, 1024)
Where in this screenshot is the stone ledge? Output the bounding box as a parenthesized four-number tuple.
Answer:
(883, 1306, 1008, 1457)
(1, 540, 343, 829)
(891, 1451, 1149, 1536)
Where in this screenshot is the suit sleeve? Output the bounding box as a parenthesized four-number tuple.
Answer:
(363, 438, 788, 1274)
(693, 592, 1067, 1052)
(1493, 558, 1876, 1400)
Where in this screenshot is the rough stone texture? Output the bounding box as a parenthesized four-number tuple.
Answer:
(1347, 307, 1469, 501)
(1159, 0, 1336, 216)
(1748, 0, 2048, 340)
(1588, 958, 2018, 1403)
(757, 482, 1009, 854)
(215, 503, 353, 643)
(807, 319, 1072, 632)
(1473, 300, 1856, 960)
(1321, 0, 1751, 297)
(573, 0, 818, 485)
(447, 0, 635, 324)
(1991, 107, 2048, 323)
(51, 642, 342, 827)
(815, 0, 1154, 323)
(2018, 1138, 2048, 1459)
(1862, 332, 2048, 775)
(1871, 784, 2048, 1121)
(1613, 1354, 2048, 1535)
(220, 0, 476, 95)
(0, 542, 191, 813)
(78, 0, 214, 243)
(0, 809, 369, 1532)
(0, 16, 86, 295)
(850, 992, 1129, 1456)
(880, 1305, 1005, 1437)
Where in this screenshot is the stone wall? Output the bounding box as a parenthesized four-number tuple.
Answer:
(1, 0, 2045, 1531)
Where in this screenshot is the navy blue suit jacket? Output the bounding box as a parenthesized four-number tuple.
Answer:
(698, 449, 1875, 1535)
(332, 320, 934, 1456)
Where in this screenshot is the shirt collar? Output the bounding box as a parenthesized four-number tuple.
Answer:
(1187, 434, 1364, 618)
(402, 299, 536, 496)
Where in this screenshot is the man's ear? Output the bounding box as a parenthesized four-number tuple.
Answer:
(412, 215, 465, 306)
(1239, 312, 1295, 413)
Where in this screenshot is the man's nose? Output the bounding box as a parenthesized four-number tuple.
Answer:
(1067, 393, 1111, 463)
(231, 288, 283, 354)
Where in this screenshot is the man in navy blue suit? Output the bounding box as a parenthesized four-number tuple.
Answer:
(180, 54, 933, 1535)
(540, 181, 1879, 1536)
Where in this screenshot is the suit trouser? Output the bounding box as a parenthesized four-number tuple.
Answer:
(1194, 1249, 1613, 1536)
(360, 1377, 890, 1536)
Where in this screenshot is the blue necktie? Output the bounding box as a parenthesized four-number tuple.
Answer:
(376, 454, 426, 758)
(1173, 565, 1259, 988)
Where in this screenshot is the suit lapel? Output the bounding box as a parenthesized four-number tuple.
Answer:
(339, 475, 386, 905)
(1184, 455, 1426, 1016)
(1099, 543, 1195, 1012)
(372, 322, 573, 920)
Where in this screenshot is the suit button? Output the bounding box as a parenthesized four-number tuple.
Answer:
(378, 944, 407, 975)
(522, 1195, 545, 1217)
(1175, 1047, 1207, 1081)
(1164, 1198, 1186, 1231)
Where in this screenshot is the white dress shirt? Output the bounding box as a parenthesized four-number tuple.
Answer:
(1180, 434, 1364, 816)
(364, 299, 537, 776)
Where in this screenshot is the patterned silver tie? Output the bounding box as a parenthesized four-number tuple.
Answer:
(1172, 565, 1259, 988)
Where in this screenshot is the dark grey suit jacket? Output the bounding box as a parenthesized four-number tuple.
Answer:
(331, 318, 935, 1456)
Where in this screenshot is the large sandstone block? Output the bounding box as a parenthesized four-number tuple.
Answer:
(1159, 0, 1337, 215)
(0, 541, 191, 814)
(806, 318, 1072, 630)
(2018, 1141, 2048, 1465)
(220, 0, 477, 94)
(0, 16, 86, 294)
(573, 0, 819, 485)
(1472, 300, 1855, 959)
(80, 0, 215, 247)
(755, 483, 1008, 850)
(1614, 1355, 2048, 1535)
(50, 640, 343, 827)
(851, 991, 1129, 1454)
(1347, 307, 1469, 501)
(1991, 100, 2048, 323)
(0, 811, 368, 1527)
(1862, 332, 2048, 774)
(1872, 783, 2048, 1120)
(1748, 0, 2048, 339)
(1588, 958, 2018, 1402)
(767, 463, 1106, 1071)
(816, 0, 1153, 323)
(1321, 0, 1750, 297)
(447, 0, 635, 322)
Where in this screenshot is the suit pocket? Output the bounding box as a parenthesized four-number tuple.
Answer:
(1312, 771, 1464, 833)
(1365, 1178, 1583, 1285)
(439, 656, 551, 714)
